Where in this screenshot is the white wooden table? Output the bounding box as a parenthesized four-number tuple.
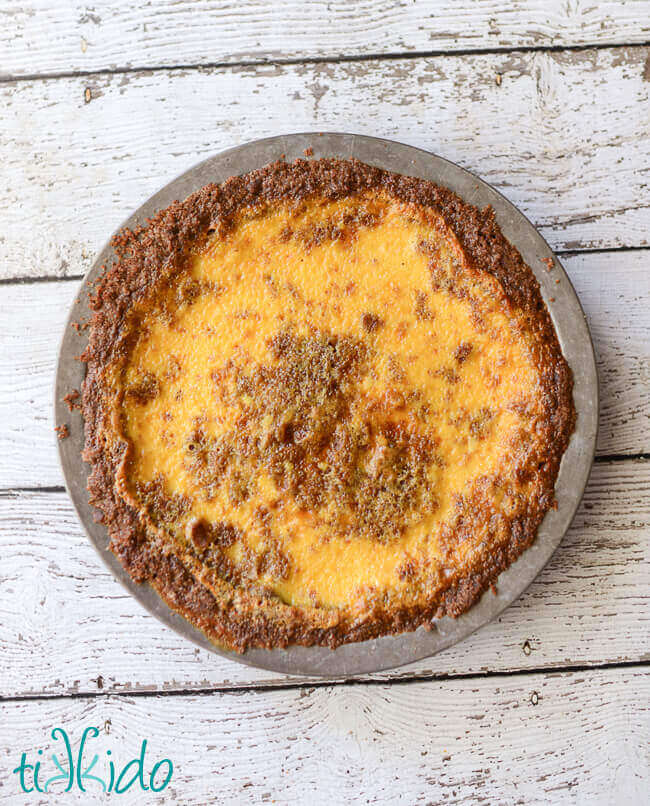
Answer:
(1, 3, 649, 803)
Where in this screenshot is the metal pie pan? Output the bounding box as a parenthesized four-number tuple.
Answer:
(55, 133, 598, 678)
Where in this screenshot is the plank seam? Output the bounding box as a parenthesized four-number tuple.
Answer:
(595, 453, 649, 464)
(2, 39, 649, 86)
(0, 274, 85, 287)
(557, 245, 650, 258)
(1, 659, 648, 704)
(0, 486, 67, 496)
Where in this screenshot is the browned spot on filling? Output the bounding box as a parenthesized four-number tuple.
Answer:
(165, 355, 183, 381)
(434, 367, 460, 384)
(387, 354, 407, 384)
(202, 537, 293, 587)
(134, 475, 191, 527)
(186, 517, 241, 552)
(396, 557, 418, 582)
(414, 291, 434, 321)
(296, 207, 379, 250)
(416, 239, 437, 258)
(254, 542, 292, 581)
(361, 312, 384, 333)
(126, 371, 160, 404)
(454, 342, 473, 363)
(469, 408, 494, 439)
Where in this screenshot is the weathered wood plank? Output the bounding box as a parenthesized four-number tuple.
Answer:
(569, 249, 650, 456)
(0, 459, 648, 698)
(1, 46, 649, 282)
(0, 666, 648, 804)
(1, 250, 645, 491)
(3, 0, 650, 78)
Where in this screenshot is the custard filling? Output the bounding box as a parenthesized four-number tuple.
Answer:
(113, 192, 543, 612)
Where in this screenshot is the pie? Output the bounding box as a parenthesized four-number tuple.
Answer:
(81, 157, 575, 651)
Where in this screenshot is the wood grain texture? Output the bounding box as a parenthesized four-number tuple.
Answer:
(1, 250, 645, 491)
(2, 46, 649, 282)
(3, 0, 650, 78)
(1, 459, 648, 698)
(1, 666, 648, 804)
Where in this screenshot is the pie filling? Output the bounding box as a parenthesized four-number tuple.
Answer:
(114, 192, 544, 613)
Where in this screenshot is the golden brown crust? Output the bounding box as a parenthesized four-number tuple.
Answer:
(81, 157, 575, 651)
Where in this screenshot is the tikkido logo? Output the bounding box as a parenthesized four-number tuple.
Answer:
(12, 726, 174, 795)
